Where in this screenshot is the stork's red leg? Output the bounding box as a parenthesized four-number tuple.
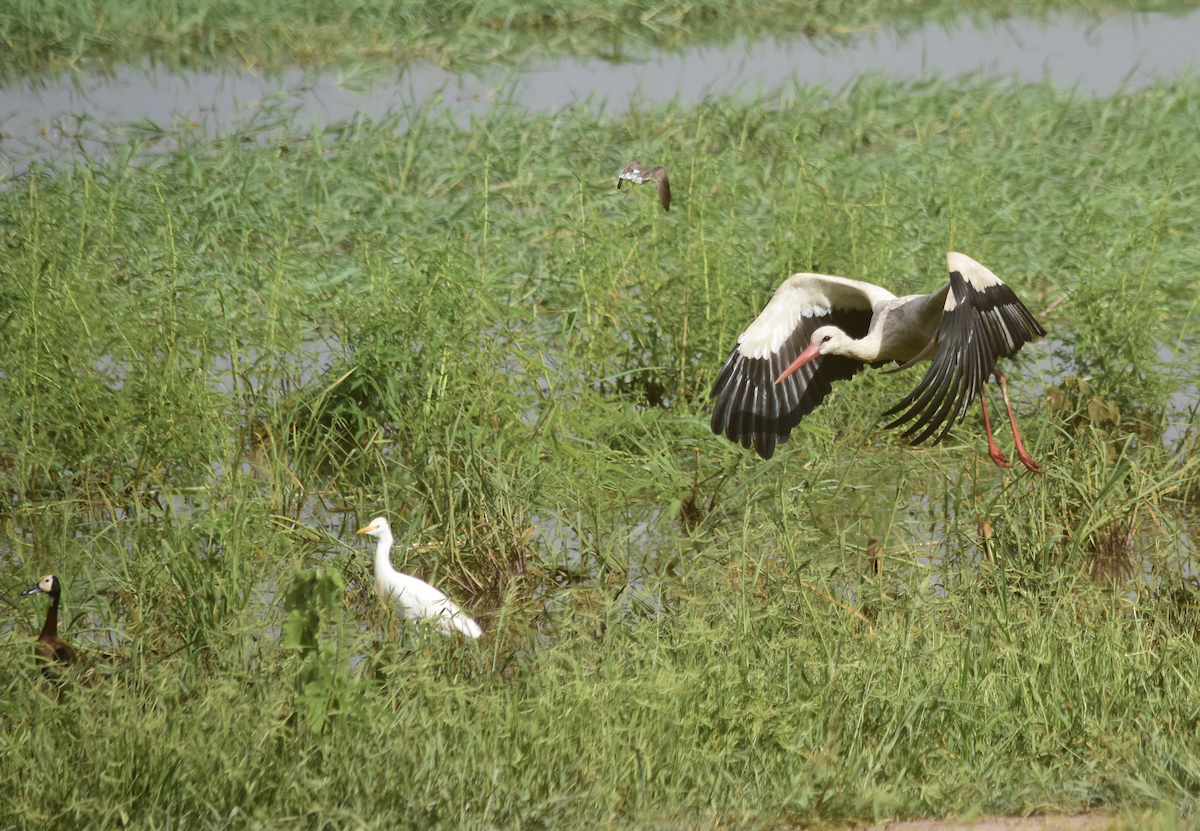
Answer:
(995, 370, 1044, 474)
(980, 387, 1013, 469)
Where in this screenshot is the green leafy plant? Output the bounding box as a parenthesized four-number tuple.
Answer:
(282, 566, 359, 733)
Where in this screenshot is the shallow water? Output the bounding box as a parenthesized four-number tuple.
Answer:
(3, 8, 1200, 168)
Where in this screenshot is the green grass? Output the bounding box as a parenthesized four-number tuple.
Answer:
(2, 0, 1199, 80)
(2, 75, 1200, 828)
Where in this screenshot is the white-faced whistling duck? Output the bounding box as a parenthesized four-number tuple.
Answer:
(21, 574, 79, 666)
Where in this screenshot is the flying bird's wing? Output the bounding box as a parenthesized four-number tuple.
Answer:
(883, 252, 1046, 445)
(711, 274, 893, 460)
(652, 167, 670, 211)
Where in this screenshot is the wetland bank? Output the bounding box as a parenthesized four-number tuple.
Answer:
(4, 3, 1200, 829)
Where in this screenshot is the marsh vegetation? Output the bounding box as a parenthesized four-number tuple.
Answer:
(3, 69, 1200, 828)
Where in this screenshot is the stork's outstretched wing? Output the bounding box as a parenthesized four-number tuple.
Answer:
(883, 253, 1046, 444)
(711, 274, 892, 459)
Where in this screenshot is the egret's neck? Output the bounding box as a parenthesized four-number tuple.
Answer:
(373, 531, 397, 579)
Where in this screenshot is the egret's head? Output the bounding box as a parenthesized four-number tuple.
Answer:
(356, 516, 392, 538)
(21, 574, 59, 598)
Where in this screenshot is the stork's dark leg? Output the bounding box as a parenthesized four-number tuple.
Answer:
(980, 387, 1013, 469)
(995, 370, 1044, 474)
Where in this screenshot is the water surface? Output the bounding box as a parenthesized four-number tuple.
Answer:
(3, 8, 1199, 163)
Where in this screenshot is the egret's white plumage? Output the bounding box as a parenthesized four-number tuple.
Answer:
(356, 517, 483, 639)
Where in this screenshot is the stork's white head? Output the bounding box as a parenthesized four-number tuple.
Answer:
(808, 325, 856, 356)
(775, 326, 855, 385)
(356, 516, 392, 538)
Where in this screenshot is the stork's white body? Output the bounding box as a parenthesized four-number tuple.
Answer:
(357, 517, 482, 639)
(735, 273, 948, 364)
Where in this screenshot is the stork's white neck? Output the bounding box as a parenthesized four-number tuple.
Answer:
(822, 292, 946, 364)
(833, 327, 887, 362)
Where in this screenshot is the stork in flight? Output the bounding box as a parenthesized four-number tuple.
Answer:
(617, 158, 670, 211)
(710, 252, 1047, 472)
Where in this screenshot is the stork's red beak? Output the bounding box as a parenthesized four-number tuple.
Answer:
(776, 343, 822, 385)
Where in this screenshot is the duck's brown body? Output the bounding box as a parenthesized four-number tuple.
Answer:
(22, 575, 78, 666)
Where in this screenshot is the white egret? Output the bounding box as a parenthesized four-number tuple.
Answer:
(356, 517, 483, 639)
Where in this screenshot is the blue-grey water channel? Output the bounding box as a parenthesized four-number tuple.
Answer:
(2, 8, 1200, 164)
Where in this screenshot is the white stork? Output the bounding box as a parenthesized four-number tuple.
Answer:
(710, 252, 1047, 472)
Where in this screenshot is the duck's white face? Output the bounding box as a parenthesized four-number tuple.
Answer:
(21, 574, 56, 596)
(356, 517, 391, 538)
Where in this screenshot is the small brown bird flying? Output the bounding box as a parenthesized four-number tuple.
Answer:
(617, 158, 670, 211)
